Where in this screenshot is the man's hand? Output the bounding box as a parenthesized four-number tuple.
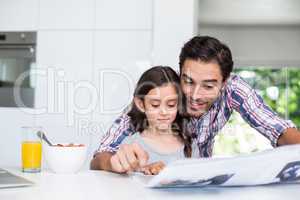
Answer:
(110, 143, 149, 174)
(278, 128, 300, 146)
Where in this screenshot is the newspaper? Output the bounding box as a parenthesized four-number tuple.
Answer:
(132, 144, 300, 188)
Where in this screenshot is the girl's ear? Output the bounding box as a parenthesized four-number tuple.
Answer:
(134, 97, 145, 112)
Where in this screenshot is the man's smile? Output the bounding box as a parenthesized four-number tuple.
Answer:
(188, 99, 208, 110)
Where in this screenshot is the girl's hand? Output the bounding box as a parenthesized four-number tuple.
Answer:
(110, 143, 149, 174)
(140, 161, 166, 175)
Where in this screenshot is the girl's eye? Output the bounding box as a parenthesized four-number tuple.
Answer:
(167, 104, 176, 108)
(151, 104, 160, 108)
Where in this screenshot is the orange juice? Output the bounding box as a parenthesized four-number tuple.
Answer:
(22, 141, 42, 172)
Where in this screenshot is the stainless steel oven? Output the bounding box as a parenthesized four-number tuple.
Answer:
(0, 32, 36, 107)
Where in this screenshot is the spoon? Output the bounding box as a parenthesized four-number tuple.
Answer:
(37, 131, 53, 146)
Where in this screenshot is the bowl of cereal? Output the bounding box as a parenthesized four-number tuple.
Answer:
(43, 143, 87, 173)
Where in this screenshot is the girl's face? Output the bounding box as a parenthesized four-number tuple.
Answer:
(136, 83, 179, 132)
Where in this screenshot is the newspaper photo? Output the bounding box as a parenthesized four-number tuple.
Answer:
(132, 144, 300, 188)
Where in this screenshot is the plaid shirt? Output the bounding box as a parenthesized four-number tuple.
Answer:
(95, 75, 295, 157)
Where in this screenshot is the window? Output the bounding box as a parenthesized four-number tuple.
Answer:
(213, 67, 300, 156)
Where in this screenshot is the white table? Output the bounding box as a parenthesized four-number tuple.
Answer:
(1, 167, 300, 200)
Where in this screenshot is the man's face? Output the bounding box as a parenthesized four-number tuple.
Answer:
(180, 59, 224, 118)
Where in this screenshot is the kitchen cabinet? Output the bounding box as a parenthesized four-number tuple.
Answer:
(0, 0, 39, 30)
(95, 0, 152, 30)
(39, 0, 94, 30)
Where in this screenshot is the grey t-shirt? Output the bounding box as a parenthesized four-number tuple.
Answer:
(122, 132, 198, 164)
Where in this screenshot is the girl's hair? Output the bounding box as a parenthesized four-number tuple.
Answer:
(127, 66, 192, 157)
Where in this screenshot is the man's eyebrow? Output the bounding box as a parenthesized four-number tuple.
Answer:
(203, 79, 218, 83)
(182, 74, 218, 83)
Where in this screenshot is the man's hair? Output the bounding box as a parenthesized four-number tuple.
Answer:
(179, 36, 234, 81)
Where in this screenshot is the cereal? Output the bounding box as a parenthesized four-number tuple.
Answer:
(53, 143, 85, 147)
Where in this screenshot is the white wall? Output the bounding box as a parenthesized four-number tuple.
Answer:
(0, 108, 35, 167)
(0, 0, 196, 168)
(198, 0, 300, 67)
(198, 0, 300, 25)
(199, 26, 300, 67)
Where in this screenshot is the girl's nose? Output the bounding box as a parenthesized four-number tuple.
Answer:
(160, 107, 168, 115)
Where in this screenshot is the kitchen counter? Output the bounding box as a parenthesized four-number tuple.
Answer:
(1, 167, 300, 200)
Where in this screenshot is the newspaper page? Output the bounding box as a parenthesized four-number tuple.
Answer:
(132, 144, 300, 188)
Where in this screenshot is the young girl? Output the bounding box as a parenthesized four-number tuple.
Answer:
(121, 66, 193, 175)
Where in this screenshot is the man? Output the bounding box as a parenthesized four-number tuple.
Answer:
(90, 36, 300, 173)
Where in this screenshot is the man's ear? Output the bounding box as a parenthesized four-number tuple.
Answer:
(134, 97, 145, 112)
(222, 76, 228, 84)
(222, 78, 228, 88)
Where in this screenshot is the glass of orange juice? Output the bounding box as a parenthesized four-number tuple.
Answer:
(21, 126, 43, 173)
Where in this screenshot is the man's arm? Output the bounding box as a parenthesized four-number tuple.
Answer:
(90, 152, 114, 171)
(229, 76, 297, 147)
(278, 128, 300, 146)
(90, 114, 150, 173)
(90, 143, 149, 173)
(90, 114, 134, 171)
